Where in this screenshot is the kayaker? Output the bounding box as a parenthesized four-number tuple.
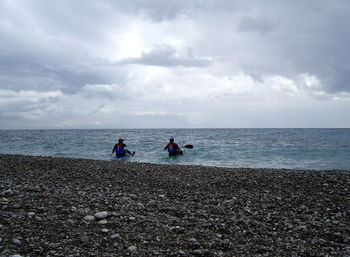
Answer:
(111, 138, 135, 157)
(164, 138, 183, 156)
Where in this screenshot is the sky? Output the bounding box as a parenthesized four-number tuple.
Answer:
(0, 0, 350, 129)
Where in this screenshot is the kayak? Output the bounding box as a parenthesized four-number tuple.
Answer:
(166, 151, 184, 158)
(111, 155, 130, 161)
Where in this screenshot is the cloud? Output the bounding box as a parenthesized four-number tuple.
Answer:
(238, 16, 276, 35)
(0, 89, 62, 121)
(119, 45, 211, 67)
(0, 0, 350, 128)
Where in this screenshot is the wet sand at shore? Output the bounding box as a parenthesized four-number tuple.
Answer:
(1, 154, 349, 256)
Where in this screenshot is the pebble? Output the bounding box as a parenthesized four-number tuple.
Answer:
(128, 245, 137, 251)
(84, 215, 96, 222)
(193, 249, 204, 255)
(94, 211, 109, 219)
(12, 238, 22, 245)
(1, 154, 349, 257)
(27, 212, 36, 217)
(31, 185, 41, 192)
(98, 219, 108, 225)
(1, 189, 14, 195)
(48, 243, 61, 248)
(34, 216, 43, 221)
(111, 233, 121, 239)
(80, 235, 90, 244)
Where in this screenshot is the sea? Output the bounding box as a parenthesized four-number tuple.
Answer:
(0, 129, 349, 170)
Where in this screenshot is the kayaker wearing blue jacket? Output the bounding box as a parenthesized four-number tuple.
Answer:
(111, 138, 135, 157)
(164, 138, 183, 156)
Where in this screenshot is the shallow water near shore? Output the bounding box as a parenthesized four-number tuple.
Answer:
(0, 128, 349, 170)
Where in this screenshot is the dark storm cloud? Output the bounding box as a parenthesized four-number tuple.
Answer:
(234, 1, 350, 93)
(0, 54, 119, 93)
(1, 0, 350, 94)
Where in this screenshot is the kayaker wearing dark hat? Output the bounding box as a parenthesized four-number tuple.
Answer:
(164, 138, 182, 156)
(111, 138, 135, 157)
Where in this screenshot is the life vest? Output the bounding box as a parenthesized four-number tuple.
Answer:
(167, 143, 177, 153)
(115, 143, 126, 155)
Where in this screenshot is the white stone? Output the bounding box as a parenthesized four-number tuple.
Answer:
(94, 211, 109, 219)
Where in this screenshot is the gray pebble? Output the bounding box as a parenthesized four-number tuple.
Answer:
(98, 219, 108, 225)
(84, 215, 96, 222)
(27, 212, 36, 217)
(111, 233, 121, 239)
(94, 211, 109, 219)
(1, 189, 14, 195)
(80, 235, 90, 244)
(12, 238, 21, 245)
(34, 216, 43, 221)
(128, 245, 137, 251)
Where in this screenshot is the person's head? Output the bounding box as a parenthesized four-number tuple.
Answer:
(118, 138, 124, 143)
(169, 138, 174, 143)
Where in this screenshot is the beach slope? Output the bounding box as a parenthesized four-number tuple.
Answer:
(1, 154, 349, 256)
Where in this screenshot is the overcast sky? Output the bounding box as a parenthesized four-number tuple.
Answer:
(1, 0, 350, 129)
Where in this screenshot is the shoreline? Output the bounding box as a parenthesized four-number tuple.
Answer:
(1, 154, 349, 256)
(2, 153, 350, 172)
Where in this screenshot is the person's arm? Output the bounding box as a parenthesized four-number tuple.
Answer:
(110, 145, 115, 156)
(164, 144, 168, 151)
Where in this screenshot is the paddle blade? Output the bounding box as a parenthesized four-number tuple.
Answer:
(184, 144, 193, 149)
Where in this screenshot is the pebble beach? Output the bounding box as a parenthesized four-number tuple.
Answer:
(1, 154, 349, 257)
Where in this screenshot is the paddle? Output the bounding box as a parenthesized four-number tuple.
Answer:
(183, 145, 193, 149)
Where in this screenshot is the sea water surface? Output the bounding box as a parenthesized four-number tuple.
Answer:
(0, 129, 349, 170)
